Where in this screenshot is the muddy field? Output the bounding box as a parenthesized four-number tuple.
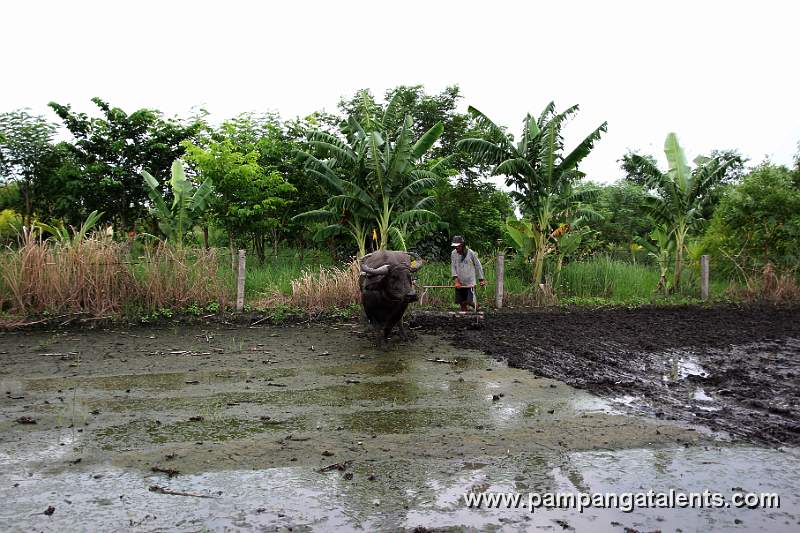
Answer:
(1, 308, 799, 531)
(414, 305, 800, 448)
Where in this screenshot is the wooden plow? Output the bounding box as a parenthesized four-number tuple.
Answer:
(415, 284, 485, 323)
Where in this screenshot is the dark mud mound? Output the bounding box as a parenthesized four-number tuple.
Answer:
(412, 305, 800, 447)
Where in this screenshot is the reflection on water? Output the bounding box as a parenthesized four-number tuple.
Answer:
(24, 369, 298, 392)
(0, 433, 78, 469)
(4, 445, 795, 531)
(664, 350, 710, 382)
(94, 416, 306, 448)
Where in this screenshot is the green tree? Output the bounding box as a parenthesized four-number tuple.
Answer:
(48, 98, 202, 230)
(579, 180, 654, 250)
(28, 142, 86, 226)
(339, 85, 496, 180)
(0, 110, 57, 226)
(430, 177, 514, 255)
(295, 91, 444, 257)
(621, 147, 745, 220)
(457, 102, 607, 285)
(633, 133, 737, 291)
(183, 118, 295, 260)
(703, 163, 800, 273)
(284, 114, 342, 257)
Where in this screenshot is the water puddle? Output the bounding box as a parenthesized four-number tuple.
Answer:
(94, 416, 306, 448)
(337, 407, 480, 434)
(3, 326, 796, 531)
(23, 368, 298, 392)
(2, 446, 797, 531)
(663, 350, 710, 382)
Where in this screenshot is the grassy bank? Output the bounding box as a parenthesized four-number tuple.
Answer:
(0, 240, 770, 325)
(237, 252, 728, 309)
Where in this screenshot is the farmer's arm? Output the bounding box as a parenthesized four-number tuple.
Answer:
(473, 252, 486, 286)
(451, 252, 462, 287)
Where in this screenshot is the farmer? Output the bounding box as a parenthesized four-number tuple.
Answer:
(450, 235, 486, 312)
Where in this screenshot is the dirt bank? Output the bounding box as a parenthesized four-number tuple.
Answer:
(412, 305, 800, 448)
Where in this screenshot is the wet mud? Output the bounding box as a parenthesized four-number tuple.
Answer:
(413, 305, 800, 448)
(1, 316, 799, 531)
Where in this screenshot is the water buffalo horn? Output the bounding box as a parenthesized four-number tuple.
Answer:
(361, 263, 390, 276)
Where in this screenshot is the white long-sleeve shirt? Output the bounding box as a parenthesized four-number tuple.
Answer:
(451, 248, 485, 287)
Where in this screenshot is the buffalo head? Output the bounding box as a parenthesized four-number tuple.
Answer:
(360, 251, 421, 303)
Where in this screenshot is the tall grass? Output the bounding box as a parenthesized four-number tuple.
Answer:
(726, 263, 800, 302)
(288, 261, 361, 312)
(558, 256, 660, 301)
(2, 237, 774, 324)
(0, 232, 229, 321)
(134, 245, 229, 312)
(219, 248, 333, 297)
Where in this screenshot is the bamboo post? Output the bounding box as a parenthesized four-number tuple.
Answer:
(495, 253, 505, 308)
(236, 249, 246, 312)
(700, 255, 710, 301)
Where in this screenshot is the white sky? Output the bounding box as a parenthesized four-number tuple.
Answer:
(2, 0, 798, 183)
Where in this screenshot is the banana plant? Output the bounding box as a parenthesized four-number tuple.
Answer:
(458, 102, 606, 286)
(141, 159, 213, 247)
(553, 229, 582, 290)
(635, 224, 675, 295)
(504, 217, 537, 260)
(635, 133, 737, 291)
(36, 210, 104, 247)
(294, 91, 443, 257)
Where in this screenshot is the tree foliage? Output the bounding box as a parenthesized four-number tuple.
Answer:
(141, 160, 213, 247)
(295, 91, 444, 256)
(430, 177, 514, 256)
(48, 98, 202, 230)
(0, 109, 57, 225)
(183, 116, 295, 259)
(635, 133, 738, 290)
(457, 102, 607, 285)
(703, 163, 800, 273)
(578, 180, 654, 249)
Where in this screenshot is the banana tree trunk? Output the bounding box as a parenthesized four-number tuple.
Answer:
(377, 197, 391, 250)
(673, 225, 687, 292)
(657, 260, 669, 295)
(533, 236, 547, 287)
(554, 255, 564, 292)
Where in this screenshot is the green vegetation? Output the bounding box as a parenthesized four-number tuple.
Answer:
(457, 102, 606, 285)
(2, 85, 799, 322)
(294, 90, 445, 256)
(631, 133, 736, 291)
(141, 160, 213, 247)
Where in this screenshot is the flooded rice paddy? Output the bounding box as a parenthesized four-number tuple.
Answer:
(1, 320, 798, 531)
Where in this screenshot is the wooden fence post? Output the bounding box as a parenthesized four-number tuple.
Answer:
(495, 253, 505, 309)
(700, 255, 710, 301)
(236, 249, 246, 312)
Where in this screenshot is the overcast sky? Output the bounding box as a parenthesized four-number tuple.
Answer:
(3, 0, 798, 183)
